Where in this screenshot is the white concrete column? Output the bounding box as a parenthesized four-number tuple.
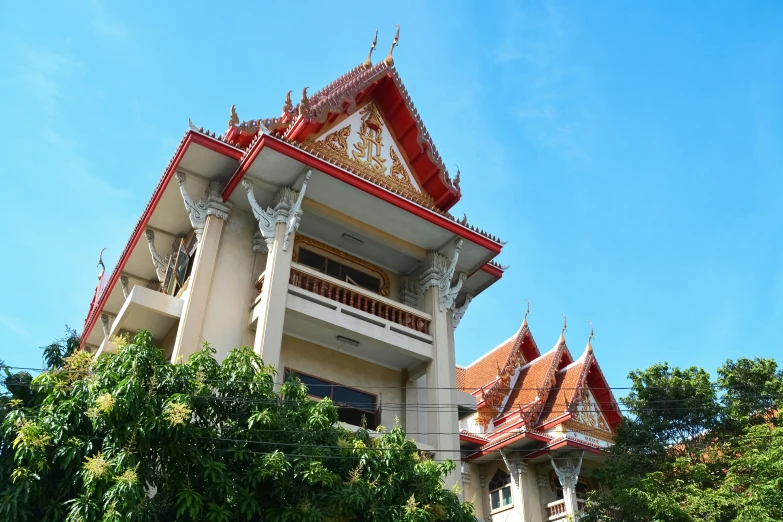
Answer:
(251, 222, 294, 373)
(418, 240, 466, 490)
(170, 214, 227, 362)
(550, 452, 584, 518)
(421, 285, 461, 487)
(501, 450, 529, 521)
(243, 170, 310, 377)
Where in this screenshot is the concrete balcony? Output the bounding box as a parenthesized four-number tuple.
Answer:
(251, 262, 434, 370)
(95, 285, 184, 357)
(546, 498, 586, 521)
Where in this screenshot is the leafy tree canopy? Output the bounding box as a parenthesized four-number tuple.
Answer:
(584, 359, 783, 522)
(0, 331, 475, 522)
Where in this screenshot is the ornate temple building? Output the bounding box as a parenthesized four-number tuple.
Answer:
(457, 314, 622, 521)
(79, 28, 620, 521)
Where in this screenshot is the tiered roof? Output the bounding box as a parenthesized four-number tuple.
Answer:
(187, 32, 505, 247)
(459, 317, 623, 458)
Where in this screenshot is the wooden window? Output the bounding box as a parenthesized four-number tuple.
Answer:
(284, 369, 380, 429)
(297, 248, 382, 294)
(489, 469, 513, 511)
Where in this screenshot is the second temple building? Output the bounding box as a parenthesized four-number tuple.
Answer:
(80, 30, 622, 522)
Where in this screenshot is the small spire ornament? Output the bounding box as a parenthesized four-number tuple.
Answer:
(363, 29, 378, 69)
(384, 24, 400, 65)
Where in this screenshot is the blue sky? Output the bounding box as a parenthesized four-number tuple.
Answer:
(1, 1, 782, 390)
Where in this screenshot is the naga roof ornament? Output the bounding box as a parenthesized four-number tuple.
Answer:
(299, 87, 310, 116)
(384, 24, 400, 66)
(228, 104, 239, 128)
(282, 90, 293, 116)
(363, 29, 378, 69)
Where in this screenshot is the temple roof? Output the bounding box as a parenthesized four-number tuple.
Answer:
(459, 318, 541, 392)
(222, 44, 463, 212)
(459, 318, 622, 439)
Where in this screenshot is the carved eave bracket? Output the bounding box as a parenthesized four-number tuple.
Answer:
(144, 229, 170, 282)
(452, 293, 474, 329)
(100, 313, 112, 337)
(418, 239, 465, 312)
(549, 451, 584, 490)
(399, 276, 421, 309)
(120, 276, 130, 299)
(242, 170, 311, 254)
(175, 172, 231, 242)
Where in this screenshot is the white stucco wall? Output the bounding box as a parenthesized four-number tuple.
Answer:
(199, 208, 257, 361)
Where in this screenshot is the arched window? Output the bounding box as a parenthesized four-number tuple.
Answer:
(489, 469, 513, 511)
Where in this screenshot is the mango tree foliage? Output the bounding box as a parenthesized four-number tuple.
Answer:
(0, 331, 475, 522)
(583, 359, 783, 522)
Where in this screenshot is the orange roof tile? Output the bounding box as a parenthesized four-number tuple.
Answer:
(459, 319, 542, 393)
(499, 346, 562, 415)
(456, 366, 466, 390)
(537, 354, 589, 426)
(459, 335, 515, 392)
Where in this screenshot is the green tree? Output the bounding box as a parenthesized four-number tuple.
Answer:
(0, 331, 475, 522)
(41, 326, 81, 370)
(583, 358, 783, 522)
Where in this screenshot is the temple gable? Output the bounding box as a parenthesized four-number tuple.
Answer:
(308, 101, 424, 200)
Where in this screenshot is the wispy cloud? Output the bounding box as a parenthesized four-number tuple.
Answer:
(0, 316, 31, 338)
(492, 1, 593, 160)
(13, 46, 129, 201)
(17, 48, 85, 114)
(90, 0, 126, 39)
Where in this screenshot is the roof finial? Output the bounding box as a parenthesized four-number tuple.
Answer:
(384, 24, 400, 66)
(557, 313, 567, 344)
(299, 87, 310, 116)
(283, 90, 293, 114)
(364, 29, 378, 69)
(586, 320, 594, 353)
(97, 248, 106, 278)
(522, 299, 530, 327)
(228, 105, 239, 128)
(454, 165, 461, 192)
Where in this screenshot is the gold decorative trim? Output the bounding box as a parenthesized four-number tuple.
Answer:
(323, 125, 351, 155)
(305, 102, 432, 208)
(292, 235, 390, 297)
(563, 420, 614, 443)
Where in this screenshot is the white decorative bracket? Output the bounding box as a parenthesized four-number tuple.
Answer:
(550, 451, 584, 516)
(175, 172, 231, 242)
(242, 170, 311, 254)
(418, 239, 466, 312)
(452, 293, 474, 329)
(501, 450, 527, 491)
(283, 170, 310, 251)
(399, 276, 421, 309)
(100, 313, 111, 337)
(144, 229, 170, 282)
(120, 276, 130, 299)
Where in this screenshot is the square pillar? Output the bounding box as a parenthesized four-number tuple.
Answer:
(171, 214, 226, 362)
(251, 222, 294, 375)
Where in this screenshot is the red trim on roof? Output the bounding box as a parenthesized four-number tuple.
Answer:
(480, 263, 504, 278)
(80, 132, 241, 347)
(464, 430, 552, 461)
(460, 433, 489, 446)
(525, 439, 604, 459)
(221, 134, 502, 253)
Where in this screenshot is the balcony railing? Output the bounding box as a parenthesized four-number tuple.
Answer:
(289, 264, 431, 335)
(547, 499, 586, 521)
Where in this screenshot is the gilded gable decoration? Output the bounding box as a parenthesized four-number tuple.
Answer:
(323, 126, 351, 155)
(352, 104, 387, 172)
(306, 101, 427, 205)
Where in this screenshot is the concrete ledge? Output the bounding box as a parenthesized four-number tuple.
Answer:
(95, 286, 184, 357)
